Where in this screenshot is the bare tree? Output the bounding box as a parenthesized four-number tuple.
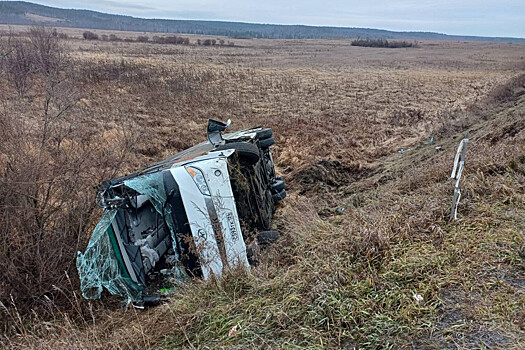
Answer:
(29, 26, 78, 148)
(21, 27, 80, 254)
(0, 26, 139, 328)
(3, 33, 33, 97)
(0, 34, 9, 65)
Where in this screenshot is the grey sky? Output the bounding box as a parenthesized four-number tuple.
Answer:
(15, 0, 525, 37)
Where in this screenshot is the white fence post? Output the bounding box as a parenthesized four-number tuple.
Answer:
(450, 132, 469, 221)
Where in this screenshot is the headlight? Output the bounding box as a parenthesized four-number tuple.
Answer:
(186, 166, 211, 196)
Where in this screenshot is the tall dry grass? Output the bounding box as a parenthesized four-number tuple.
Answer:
(1, 27, 524, 349)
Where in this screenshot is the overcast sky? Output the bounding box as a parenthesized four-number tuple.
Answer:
(16, 0, 525, 37)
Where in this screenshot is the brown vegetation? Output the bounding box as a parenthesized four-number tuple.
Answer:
(351, 38, 416, 48)
(80, 30, 194, 46)
(0, 25, 524, 349)
(82, 31, 98, 40)
(0, 27, 136, 331)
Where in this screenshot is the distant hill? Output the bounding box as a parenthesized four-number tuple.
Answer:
(1, 1, 524, 42)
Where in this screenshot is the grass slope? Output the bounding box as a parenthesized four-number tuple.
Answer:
(155, 74, 525, 349)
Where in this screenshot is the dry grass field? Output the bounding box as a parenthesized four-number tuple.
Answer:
(0, 25, 524, 349)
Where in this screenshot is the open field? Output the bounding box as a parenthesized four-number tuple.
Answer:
(1, 25, 524, 349)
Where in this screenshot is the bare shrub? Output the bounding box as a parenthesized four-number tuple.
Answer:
(100, 34, 108, 41)
(3, 36, 33, 97)
(29, 27, 67, 76)
(489, 72, 525, 103)
(0, 26, 68, 98)
(170, 36, 185, 44)
(0, 112, 136, 331)
(164, 36, 175, 44)
(75, 59, 154, 87)
(136, 35, 149, 43)
(351, 38, 415, 48)
(28, 26, 77, 129)
(82, 31, 98, 40)
(108, 34, 120, 41)
(57, 33, 68, 39)
(151, 36, 189, 45)
(0, 26, 129, 330)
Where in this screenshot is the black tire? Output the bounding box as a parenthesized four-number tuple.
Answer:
(257, 230, 280, 245)
(213, 142, 260, 165)
(255, 128, 273, 140)
(270, 179, 285, 193)
(272, 189, 286, 202)
(259, 137, 275, 149)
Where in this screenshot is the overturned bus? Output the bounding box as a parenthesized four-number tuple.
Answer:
(77, 120, 285, 305)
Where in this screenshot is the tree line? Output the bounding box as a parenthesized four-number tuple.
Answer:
(82, 31, 235, 46)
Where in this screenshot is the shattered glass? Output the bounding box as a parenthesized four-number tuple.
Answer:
(76, 209, 143, 301)
(77, 171, 187, 302)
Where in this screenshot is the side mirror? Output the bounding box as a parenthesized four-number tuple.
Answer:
(207, 119, 231, 146)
